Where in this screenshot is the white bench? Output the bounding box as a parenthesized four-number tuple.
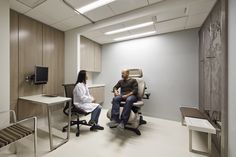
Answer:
(185, 117, 216, 156)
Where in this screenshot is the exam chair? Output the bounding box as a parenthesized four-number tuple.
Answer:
(62, 84, 92, 137)
(107, 69, 149, 135)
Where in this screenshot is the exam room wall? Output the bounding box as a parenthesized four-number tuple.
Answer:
(0, 0, 10, 113)
(228, 0, 236, 156)
(93, 28, 199, 121)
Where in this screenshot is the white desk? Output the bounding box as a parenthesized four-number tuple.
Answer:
(185, 117, 216, 156)
(19, 94, 71, 151)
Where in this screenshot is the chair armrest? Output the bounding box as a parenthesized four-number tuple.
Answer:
(143, 92, 151, 99)
(13, 116, 38, 132)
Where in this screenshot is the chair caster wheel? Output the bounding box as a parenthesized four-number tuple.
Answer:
(135, 130, 141, 136)
(62, 128, 66, 132)
(76, 132, 80, 137)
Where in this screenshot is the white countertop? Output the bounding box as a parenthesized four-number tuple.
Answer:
(185, 117, 216, 134)
(87, 84, 105, 88)
(19, 94, 71, 106)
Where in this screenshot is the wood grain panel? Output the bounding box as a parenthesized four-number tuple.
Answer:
(94, 43, 101, 72)
(18, 15, 43, 120)
(89, 86, 104, 104)
(18, 15, 43, 96)
(10, 10, 19, 112)
(42, 25, 64, 96)
(56, 29, 65, 96)
(199, 0, 227, 155)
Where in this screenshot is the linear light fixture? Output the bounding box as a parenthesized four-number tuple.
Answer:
(114, 31, 156, 41)
(76, 0, 115, 14)
(105, 21, 154, 35)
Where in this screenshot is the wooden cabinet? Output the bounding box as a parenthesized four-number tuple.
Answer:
(88, 86, 105, 104)
(80, 36, 101, 72)
(94, 43, 102, 72)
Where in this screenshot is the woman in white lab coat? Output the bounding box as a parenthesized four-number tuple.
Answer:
(73, 70, 104, 131)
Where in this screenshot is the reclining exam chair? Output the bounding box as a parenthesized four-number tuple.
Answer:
(107, 69, 149, 135)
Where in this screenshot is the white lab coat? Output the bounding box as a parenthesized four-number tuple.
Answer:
(73, 82, 99, 112)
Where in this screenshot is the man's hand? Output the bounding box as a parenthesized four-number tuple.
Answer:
(122, 92, 133, 100)
(122, 94, 128, 100)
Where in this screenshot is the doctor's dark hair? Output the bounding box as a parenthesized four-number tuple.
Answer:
(75, 70, 87, 84)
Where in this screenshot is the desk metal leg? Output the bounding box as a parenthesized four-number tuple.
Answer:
(47, 106, 53, 150)
(67, 101, 71, 140)
(47, 101, 71, 151)
(208, 133, 212, 156)
(189, 129, 192, 152)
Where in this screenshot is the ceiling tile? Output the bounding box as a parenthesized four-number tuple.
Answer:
(25, 0, 76, 25)
(52, 14, 91, 31)
(156, 17, 187, 34)
(148, 0, 164, 5)
(155, 7, 186, 22)
(84, 5, 115, 21)
(108, 0, 148, 15)
(186, 12, 208, 29)
(129, 25, 155, 34)
(90, 36, 113, 44)
(188, 0, 216, 15)
(65, 0, 96, 9)
(81, 30, 104, 39)
(10, 0, 31, 14)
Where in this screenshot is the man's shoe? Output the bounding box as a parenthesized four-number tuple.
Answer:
(117, 123, 125, 131)
(90, 124, 104, 131)
(108, 120, 119, 128)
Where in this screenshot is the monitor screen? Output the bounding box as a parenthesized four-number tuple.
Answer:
(34, 66, 48, 84)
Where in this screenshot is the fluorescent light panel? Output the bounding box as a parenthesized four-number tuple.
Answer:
(76, 0, 115, 14)
(105, 21, 154, 35)
(114, 31, 156, 41)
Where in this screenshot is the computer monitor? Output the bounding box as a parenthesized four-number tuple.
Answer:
(34, 66, 48, 84)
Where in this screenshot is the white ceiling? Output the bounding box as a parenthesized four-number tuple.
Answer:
(10, 0, 216, 44)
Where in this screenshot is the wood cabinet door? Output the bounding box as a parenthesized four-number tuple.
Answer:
(94, 43, 101, 72)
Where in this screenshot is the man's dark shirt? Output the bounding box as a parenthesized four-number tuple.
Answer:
(113, 78, 138, 96)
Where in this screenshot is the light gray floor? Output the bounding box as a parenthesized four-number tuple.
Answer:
(0, 109, 220, 157)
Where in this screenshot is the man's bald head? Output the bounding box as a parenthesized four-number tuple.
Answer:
(121, 69, 129, 80)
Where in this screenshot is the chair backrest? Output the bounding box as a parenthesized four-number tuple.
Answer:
(135, 78, 146, 100)
(63, 84, 75, 99)
(62, 84, 75, 115)
(128, 69, 146, 100)
(62, 84, 89, 115)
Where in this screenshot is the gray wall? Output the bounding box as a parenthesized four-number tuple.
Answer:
(93, 29, 199, 121)
(0, 0, 10, 112)
(228, 0, 236, 156)
(0, 0, 10, 128)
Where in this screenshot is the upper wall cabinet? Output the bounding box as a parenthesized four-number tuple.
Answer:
(80, 36, 102, 72)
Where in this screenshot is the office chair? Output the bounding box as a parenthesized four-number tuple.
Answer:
(62, 84, 92, 137)
(107, 69, 149, 135)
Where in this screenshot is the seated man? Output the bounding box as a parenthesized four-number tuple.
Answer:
(108, 69, 138, 130)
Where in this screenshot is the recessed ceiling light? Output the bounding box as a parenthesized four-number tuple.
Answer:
(105, 22, 154, 35)
(76, 0, 115, 14)
(114, 31, 156, 41)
